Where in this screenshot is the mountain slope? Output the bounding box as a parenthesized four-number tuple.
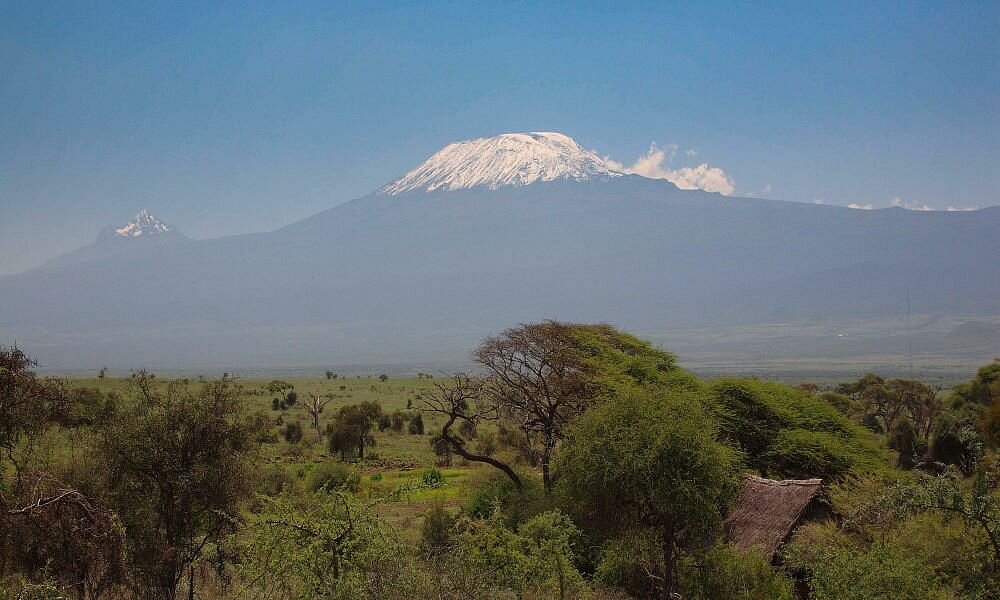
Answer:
(1, 134, 997, 369)
(39, 210, 190, 271)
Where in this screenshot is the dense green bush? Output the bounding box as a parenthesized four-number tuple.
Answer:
(929, 414, 983, 474)
(593, 529, 662, 598)
(420, 499, 454, 556)
(763, 429, 855, 480)
(678, 543, 796, 600)
(793, 543, 954, 600)
(283, 420, 303, 444)
(710, 378, 885, 479)
(305, 461, 361, 493)
(464, 470, 547, 526)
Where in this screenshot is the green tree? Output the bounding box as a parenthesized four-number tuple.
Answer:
(97, 372, 262, 599)
(556, 389, 739, 599)
(326, 402, 382, 460)
(0, 347, 68, 477)
(710, 378, 883, 480)
(929, 414, 983, 475)
(888, 418, 921, 469)
(240, 491, 407, 598)
(951, 360, 1000, 409)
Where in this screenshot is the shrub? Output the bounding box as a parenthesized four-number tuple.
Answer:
(420, 499, 454, 556)
(594, 530, 661, 598)
(408, 413, 424, 435)
(888, 419, 920, 469)
(792, 543, 954, 600)
(678, 543, 795, 600)
(464, 470, 546, 526)
(442, 510, 586, 599)
(257, 465, 296, 497)
(422, 467, 445, 487)
(929, 414, 983, 475)
(283, 421, 303, 444)
(305, 462, 360, 493)
(390, 410, 405, 432)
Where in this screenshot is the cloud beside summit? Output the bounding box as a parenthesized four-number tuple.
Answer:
(605, 143, 735, 196)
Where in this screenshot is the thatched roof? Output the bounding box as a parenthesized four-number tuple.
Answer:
(724, 475, 822, 559)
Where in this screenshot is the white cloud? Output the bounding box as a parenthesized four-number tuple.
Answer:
(606, 142, 735, 196)
(947, 205, 977, 212)
(890, 196, 934, 211)
(813, 198, 825, 205)
(761, 184, 773, 195)
(685, 149, 698, 157)
(848, 203, 873, 210)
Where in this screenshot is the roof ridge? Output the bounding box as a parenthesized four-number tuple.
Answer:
(746, 475, 822, 486)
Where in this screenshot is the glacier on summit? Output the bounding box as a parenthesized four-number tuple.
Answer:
(379, 132, 622, 195)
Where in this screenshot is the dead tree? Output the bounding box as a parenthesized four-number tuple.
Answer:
(304, 392, 333, 441)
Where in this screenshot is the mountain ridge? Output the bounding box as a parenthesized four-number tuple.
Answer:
(1, 131, 997, 370)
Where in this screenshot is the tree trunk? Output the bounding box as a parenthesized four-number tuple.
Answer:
(542, 451, 552, 494)
(662, 523, 675, 600)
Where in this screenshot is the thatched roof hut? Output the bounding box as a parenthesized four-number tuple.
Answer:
(723, 475, 823, 561)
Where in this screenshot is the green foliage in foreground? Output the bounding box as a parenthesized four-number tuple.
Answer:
(240, 491, 408, 599)
(5, 337, 1000, 600)
(557, 388, 741, 597)
(794, 543, 956, 600)
(678, 543, 796, 600)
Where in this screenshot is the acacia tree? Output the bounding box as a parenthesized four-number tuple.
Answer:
(474, 321, 597, 493)
(0, 347, 124, 599)
(240, 490, 408, 597)
(886, 379, 940, 440)
(0, 347, 68, 478)
(426, 322, 679, 494)
(326, 402, 382, 460)
(97, 371, 262, 599)
(556, 389, 739, 599)
(2, 473, 126, 599)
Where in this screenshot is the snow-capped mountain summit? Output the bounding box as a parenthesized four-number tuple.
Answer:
(111, 209, 174, 238)
(379, 132, 622, 195)
(35, 210, 187, 270)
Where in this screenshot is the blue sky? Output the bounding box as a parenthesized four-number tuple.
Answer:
(1, 1, 997, 274)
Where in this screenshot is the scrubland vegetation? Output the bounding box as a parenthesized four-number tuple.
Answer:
(2, 322, 999, 599)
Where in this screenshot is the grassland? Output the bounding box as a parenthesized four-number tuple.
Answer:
(65, 375, 493, 539)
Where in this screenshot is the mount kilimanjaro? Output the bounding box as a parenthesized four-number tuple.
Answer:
(1, 132, 998, 371)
